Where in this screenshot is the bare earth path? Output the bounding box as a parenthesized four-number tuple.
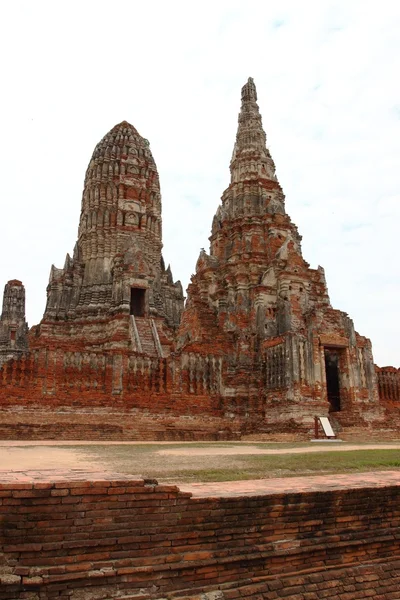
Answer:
(157, 443, 400, 456)
(1, 441, 400, 480)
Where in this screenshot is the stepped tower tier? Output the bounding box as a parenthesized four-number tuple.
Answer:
(0, 280, 29, 367)
(180, 77, 323, 347)
(216, 76, 284, 225)
(34, 121, 184, 355)
(76, 122, 163, 305)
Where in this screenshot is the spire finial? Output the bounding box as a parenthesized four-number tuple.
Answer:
(230, 77, 275, 182)
(227, 78, 283, 208)
(241, 77, 257, 103)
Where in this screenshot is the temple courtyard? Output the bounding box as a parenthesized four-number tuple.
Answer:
(1, 440, 400, 485)
(2, 440, 400, 599)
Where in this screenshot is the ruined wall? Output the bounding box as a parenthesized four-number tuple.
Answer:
(0, 348, 223, 405)
(1, 475, 400, 599)
(0, 347, 252, 440)
(0, 339, 396, 440)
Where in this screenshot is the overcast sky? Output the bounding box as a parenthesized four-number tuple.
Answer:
(0, 1, 399, 366)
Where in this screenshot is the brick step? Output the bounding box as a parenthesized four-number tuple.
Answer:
(134, 317, 159, 357)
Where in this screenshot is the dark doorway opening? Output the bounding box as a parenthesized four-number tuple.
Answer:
(130, 288, 146, 317)
(324, 349, 341, 412)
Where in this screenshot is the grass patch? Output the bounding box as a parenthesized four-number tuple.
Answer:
(75, 445, 400, 483)
(162, 450, 400, 482)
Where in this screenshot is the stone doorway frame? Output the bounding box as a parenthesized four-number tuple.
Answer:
(130, 287, 147, 317)
(324, 347, 342, 412)
(321, 342, 349, 413)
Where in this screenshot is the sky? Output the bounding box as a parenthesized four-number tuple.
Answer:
(0, 0, 399, 366)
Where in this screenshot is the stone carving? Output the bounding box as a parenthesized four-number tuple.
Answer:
(263, 344, 286, 389)
(377, 367, 400, 402)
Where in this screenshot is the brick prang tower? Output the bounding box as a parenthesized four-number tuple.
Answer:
(178, 78, 378, 425)
(0, 280, 29, 367)
(35, 121, 184, 356)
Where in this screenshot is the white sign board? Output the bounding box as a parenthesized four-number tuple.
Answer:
(319, 416, 335, 438)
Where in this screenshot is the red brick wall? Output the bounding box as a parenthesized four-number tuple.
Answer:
(0, 409, 242, 441)
(3, 344, 396, 441)
(1, 477, 400, 599)
(0, 345, 319, 441)
(181, 562, 400, 599)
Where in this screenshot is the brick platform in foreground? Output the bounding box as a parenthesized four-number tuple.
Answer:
(0, 469, 400, 599)
(1, 467, 400, 494)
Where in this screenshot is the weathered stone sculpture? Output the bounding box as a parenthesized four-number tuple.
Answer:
(0, 280, 29, 367)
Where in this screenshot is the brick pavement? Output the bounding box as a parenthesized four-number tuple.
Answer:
(0, 469, 136, 484)
(0, 467, 399, 497)
(179, 469, 400, 496)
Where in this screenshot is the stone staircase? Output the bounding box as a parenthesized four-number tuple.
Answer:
(132, 316, 162, 357)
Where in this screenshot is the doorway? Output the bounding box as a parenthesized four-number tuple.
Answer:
(324, 348, 341, 412)
(130, 288, 146, 317)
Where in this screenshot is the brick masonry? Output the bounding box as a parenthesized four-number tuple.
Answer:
(0, 471, 400, 599)
(1, 78, 400, 441)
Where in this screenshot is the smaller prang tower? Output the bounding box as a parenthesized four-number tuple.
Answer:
(33, 121, 184, 356)
(0, 280, 29, 367)
(178, 78, 378, 424)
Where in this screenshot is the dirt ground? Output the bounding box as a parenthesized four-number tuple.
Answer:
(1, 441, 400, 483)
(158, 443, 400, 456)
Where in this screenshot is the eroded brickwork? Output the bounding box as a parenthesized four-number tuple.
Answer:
(0, 281, 28, 368)
(0, 78, 398, 439)
(37, 121, 184, 358)
(177, 78, 382, 430)
(0, 475, 400, 599)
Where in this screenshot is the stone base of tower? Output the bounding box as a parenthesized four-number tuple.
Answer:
(0, 340, 398, 441)
(1, 404, 399, 442)
(1, 336, 399, 440)
(0, 408, 244, 441)
(0, 407, 329, 442)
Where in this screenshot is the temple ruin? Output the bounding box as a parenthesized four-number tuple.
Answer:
(0, 280, 29, 368)
(0, 78, 399, 440)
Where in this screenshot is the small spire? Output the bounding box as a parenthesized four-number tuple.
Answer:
(230, 78, 278, 186)
(241, 77, 257, 102)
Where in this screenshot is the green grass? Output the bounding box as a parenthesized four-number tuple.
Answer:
(72, 444, 400, 483)
(160, 450, 400, 482)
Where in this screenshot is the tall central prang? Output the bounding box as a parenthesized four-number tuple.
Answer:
(178, 78, 378, 422)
